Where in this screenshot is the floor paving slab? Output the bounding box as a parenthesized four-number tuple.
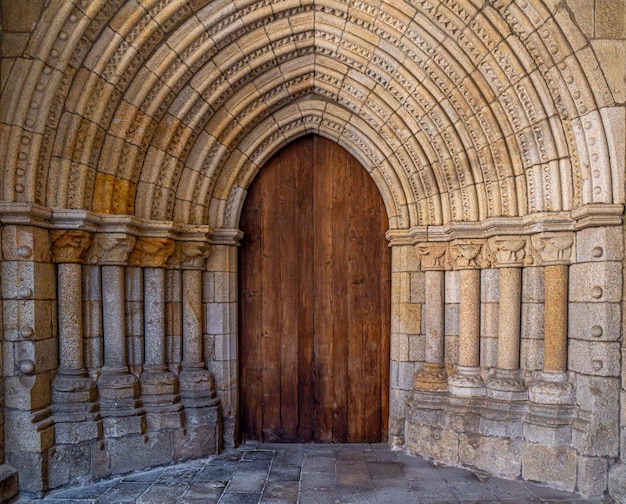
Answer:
(8, 443, 609, 503)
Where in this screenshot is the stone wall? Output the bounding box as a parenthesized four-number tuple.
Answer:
(0, 208, 224, 497)
(400, 214, 624, 497)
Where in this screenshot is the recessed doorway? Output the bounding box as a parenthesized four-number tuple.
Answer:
(239, 135, 390, 443)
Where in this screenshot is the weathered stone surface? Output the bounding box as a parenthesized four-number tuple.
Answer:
(172, 424, 218, 462)
(458, 433, 522, 479)
(609, 462, 626, 503)
(107, 433, 172, 476)
(522, 444, 576, 492)
(406, 423, 459, 466)
(573, 375, 620, 457)
(568, 339, 620, 377)
(0, 464, 19, 503)
(577, 455, 608, 497)
(569, 262, 622, 303)
(569, 302, 621, 341)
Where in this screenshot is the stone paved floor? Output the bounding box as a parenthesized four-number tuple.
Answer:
(10, 443, 607, 504)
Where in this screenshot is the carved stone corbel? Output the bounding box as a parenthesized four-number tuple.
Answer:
(488, 236, 532, 268)
(51, 230, 93, 264)
(128, 237, 176, 268)
(449, 239, 489, 270)
(531, 232, 575, 266)
(415, 242, 449, 271)
(168, 241, 211, 270)
(86, 233, 136, 265)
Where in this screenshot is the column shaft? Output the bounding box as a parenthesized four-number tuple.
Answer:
(496, 267, 522, 370)
(57, 263, 83, 372)
(458, 268, 481, 368)
(182, 269, 203, 366)
(144, 268, 166, 368)
(425, 270, 445, 365)
(101, 265, 127, 372)
(543, 264, 568, 373)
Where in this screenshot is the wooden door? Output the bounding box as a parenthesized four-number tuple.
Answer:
(239, 135, 390, 443)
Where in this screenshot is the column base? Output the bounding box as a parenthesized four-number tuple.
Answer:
(52, 373, 97, 404)
(52, 373, 103, 443)
(179, 367, 219, 409)
(140, 368, 184, 430)
(486, 369, 527, 401)
(528, 372, 575, 405)
(414, 363, 448, 391)
(0, 464, 19, 502)
(524, 401, 575, 446)
(98, 370, 145, 437)
(447, 366, 485, 397)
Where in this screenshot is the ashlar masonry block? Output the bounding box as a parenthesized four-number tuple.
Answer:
(522, 444, 577, 492)
(573, 375, 619, 457)
(569, 262, 622, 302)
(569, 302, 621, 341)
(458, 433, 522, 479)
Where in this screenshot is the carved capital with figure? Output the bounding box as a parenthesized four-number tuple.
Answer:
(450, 240, 489, 270)
(51, 230, 93, 264)
(415, 242, 449, 271)
(488, 236, 532, 268)
(86, 233, 136, 266)
(168, 241, 211, 270)
(531, 232, 575, 266)
(128, 237, 176, 268)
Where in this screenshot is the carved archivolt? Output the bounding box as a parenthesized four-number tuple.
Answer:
(0, 0, 620, 230)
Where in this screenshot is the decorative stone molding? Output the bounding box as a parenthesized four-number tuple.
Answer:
(449, 240, 489, 270)
(128, 237, 175, 267)
(486, 369, 528, 401)
(51, 230, 93, 264)
(415, 242, 449, 271)
(531, 232, 575, 265)
(528, 372, 575, 405)
(86, 233, 136, 266)
(487, 236, 531, 267)
(447, 365, 485, 397)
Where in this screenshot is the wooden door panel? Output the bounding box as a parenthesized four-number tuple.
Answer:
(239, 135, 390, 443)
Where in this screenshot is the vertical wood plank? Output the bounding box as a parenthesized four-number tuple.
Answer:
(313, 136, 335, 443)
(260, 147, 282, 442)
(239, 166, 264, 441)
(296, 137, 315, 442)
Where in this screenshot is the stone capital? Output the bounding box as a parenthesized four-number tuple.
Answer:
(415, 243, 449, 271)
(487, 236, 531, 268)
(51, 230, 93, 264)
(449, 240, 489, 270)
(531, 232, 575, 265)
(167, 241, 211, 270)
(86, 233, 136, 266)
(128, 237, 175, 268)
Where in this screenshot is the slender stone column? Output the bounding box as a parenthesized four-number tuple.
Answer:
(413, 243, 448, 391)
(129, 237, 183, 430)
(485, 237, 528, 401)
(87, 233, 145, 437)
(172, 241, 220, 413)
(50, 230, 101, 443)
(529, 233, 575, 404)
(448, 240, 487, 397)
